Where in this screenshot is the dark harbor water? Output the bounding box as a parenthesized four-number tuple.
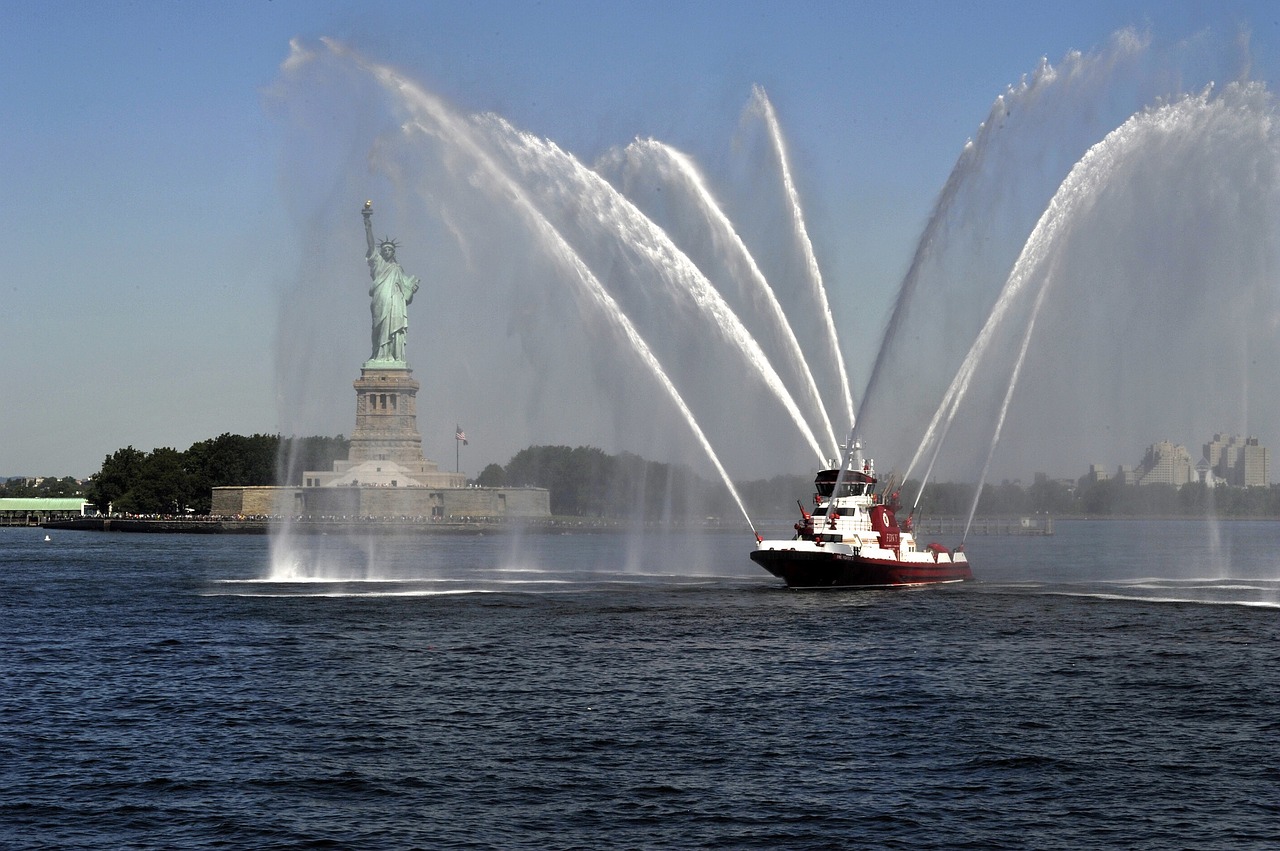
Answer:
(3, 520, 1278, 849)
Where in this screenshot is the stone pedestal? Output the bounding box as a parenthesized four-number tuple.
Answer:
(348, 367, 425, 466)
(303, 365, 466, 490)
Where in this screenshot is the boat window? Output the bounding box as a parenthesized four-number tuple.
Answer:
(814, 470, 873, 498)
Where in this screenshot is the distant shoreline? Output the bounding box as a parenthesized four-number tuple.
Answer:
(38, 517, 746, 535)
(38, 514, 1280, 537)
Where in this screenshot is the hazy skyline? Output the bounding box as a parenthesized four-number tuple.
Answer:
(4, 1, 1279, 479)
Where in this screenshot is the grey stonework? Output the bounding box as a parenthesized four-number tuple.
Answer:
(211, 364, 550, 521)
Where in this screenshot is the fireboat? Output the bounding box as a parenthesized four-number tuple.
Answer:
(750, 441, 973, 589)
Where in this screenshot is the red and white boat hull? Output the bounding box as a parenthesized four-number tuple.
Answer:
(751, 540, 973, 589)
(750, 441, 974, 589)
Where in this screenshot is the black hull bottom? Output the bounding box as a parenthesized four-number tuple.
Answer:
(750, 548, 973, 589)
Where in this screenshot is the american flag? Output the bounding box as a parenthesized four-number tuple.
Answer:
(455, 425, 468, 445)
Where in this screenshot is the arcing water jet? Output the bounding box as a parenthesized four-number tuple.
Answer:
(904, 82, 1280, 531)
(749, 86, 856, 430)
(598, 138, 841, 456)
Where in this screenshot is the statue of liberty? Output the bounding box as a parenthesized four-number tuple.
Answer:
(361, 200, 420, 365)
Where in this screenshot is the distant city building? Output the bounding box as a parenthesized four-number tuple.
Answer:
(1241, 438, 1270, 487)
(1135, 440, 1194, 487)
(1082, 433, 1272, 490)
(1085, 464, 1111, 484)
(1203, 433, 1270, 487)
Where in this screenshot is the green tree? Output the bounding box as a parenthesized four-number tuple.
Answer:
(1178, 480, 1211, 514)
(0, 476, 84, 498)
(506, 446, 578, 514)
(117, 447, 195, 514)
(183, 433, 281, 512)
(476, 463, 506, 487)
(86, 446, 146, 513)
(915, 482, 973, 517)
(1078, 478, 1118, 515)
(278, 435, 350, 485)
(1029, 476, 1073, 514)
(47, 475, 83, 497)
(567, 446, 614, 516)
(738, 473, 814, 520)
(86, 433, 356, 515)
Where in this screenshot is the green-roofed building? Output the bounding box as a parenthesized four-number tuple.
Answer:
(0, 498, 93, 526)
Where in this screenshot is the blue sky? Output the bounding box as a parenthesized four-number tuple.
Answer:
(3, 0, 1278, 478)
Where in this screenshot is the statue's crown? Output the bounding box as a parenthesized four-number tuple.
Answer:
(378, 236, 399, 250)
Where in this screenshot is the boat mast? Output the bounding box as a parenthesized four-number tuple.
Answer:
(821, 427, 861, 523)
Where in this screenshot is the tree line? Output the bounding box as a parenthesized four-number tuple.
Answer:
(0, 476, 84, 499)
(479, 446, 1280, 520)
(84, 434, 349, 515)
(34, 434, 1280, 519)
(476, 446, 724, 520)
(897, 477, 1280, 519)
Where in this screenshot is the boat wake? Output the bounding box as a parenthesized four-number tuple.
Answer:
(208, 585, 502, 598)
(985, 577, 1280, 609)
(208, 570, 750, 598)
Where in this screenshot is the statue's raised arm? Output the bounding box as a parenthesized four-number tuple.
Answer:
(362, 200, 376, 258)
